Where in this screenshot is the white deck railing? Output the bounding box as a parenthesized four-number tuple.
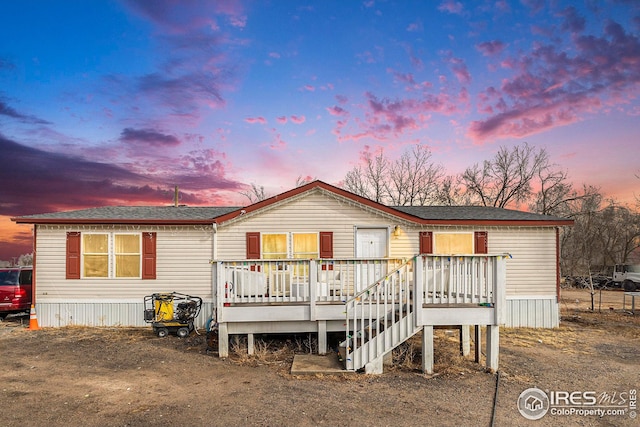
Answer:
(420, 255, 496, 305)
(213, 258, 405, 305)
(344, 254, 507, 371)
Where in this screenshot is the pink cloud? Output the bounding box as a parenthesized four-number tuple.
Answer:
(268, 131, 287, 150)
(438, 0, 464, 15)
(407, 20, 423, 32)
(327, 106, 348, 116)
(290, 115, 306, 124)
(332, 90, 462, 143)
(476, 40, 506, 56)
(245, 117, 267, 124)
(120, 128, 181, 147)
(468, 19, 640, 143)
(276, 116, 287, 124)
(442, 54, 471, 84)
(302, 85, 315, 92)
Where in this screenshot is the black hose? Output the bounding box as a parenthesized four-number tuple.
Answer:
(490, 370, 501, 427)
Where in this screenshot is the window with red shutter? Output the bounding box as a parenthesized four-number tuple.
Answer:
(66, 232, 81, 279)
(474, 231, 488, 254)
(419, 231, 433, 254)
(142, 232, 157, 279)
(319, 232, 333, 258)
(246, 232, 261, 259)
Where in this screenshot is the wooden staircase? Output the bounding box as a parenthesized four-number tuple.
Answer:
(340, 258, 421, 373)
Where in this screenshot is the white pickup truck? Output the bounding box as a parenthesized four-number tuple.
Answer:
(613, 264, 640, 291)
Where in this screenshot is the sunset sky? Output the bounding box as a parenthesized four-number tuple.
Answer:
(1, 0, 639, 260)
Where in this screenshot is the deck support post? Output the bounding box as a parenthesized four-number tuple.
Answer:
(422, 325, 434, 374)
(486, 325, 499, 371)
(474, 325, 482, 363)
(218, 323, 229, 358)
(247, 333, 255, 355)
(460, 325, 470, 356)
(318, 320, 327, 355)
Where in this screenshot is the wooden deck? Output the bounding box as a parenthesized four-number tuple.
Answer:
(211, 255, 507, 373)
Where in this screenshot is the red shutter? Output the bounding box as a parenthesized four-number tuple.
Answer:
(474, 231, 488, 254)
(319, 232, 333, 258)
(246, 232, 261, 259)
(66, 232, 81, 279)
(419, 231, 433, 254)
(142, 232, 157, 279)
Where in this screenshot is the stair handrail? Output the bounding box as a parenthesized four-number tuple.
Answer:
(344, 256, 418, 370)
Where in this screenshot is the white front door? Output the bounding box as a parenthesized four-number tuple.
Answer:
(355, 228, 388, 291)
(356, 228, 388, 258)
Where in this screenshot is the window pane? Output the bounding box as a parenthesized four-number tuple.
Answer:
(115, 234, 140, 277)
(84, 255, 108, 277)
(83, 234, 108, 278)
(262, 234, 287, 259)
(116, 255, 141, 277)
(83, 234, 108, 254)
(434, 233, 473, 254)
(115, 234, 139, 253)
(293, 233, 318, 259)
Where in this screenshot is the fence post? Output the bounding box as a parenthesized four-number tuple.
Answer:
(310, 260, 317, 321)
(215, 261, 224, 323)
(494, 256, 507, 325)
(414, 256, 423, 326)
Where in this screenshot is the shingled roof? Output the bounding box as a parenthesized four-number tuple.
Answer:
(13, 206, 240, 224)
(393, 205, 569, 222)
(12, 180, 573, 226)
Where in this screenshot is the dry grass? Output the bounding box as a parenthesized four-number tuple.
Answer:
(229, 334, 319, 367)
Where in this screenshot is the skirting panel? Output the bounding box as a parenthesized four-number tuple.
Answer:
(35, 302, 214, 328)
(505, 298, 559, 328)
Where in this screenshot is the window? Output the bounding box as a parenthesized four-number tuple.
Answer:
(431, 231, 488, 255)
(292, 233, 318, 259)
(262, 233, 288, 259)
(115, 234, 141, 277)
(66, 232, 156, 279)
(83, 234, 109, 277)
(247, 232, 327, 259)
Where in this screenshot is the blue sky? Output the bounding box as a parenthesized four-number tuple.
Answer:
(1, 0, 639, 259)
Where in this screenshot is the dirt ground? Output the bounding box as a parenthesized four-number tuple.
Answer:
(1, 289, 639, 427)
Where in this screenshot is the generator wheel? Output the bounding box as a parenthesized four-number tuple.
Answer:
(156, 327, 169, 338)
(623, 280, 636, 292)
(177, 327, 190, 338)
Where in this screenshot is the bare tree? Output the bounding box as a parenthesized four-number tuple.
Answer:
(343, 150, 389, 203)
(295, 175, 315, 187)
(18, 253, 33, 266)
(239, 183, 269, 204)
(387, 145, 444, 206)
(433, 174, 470, 206)
(461, 142, 548, 208)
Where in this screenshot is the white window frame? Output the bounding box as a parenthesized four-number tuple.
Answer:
(260, 232, 320, 259)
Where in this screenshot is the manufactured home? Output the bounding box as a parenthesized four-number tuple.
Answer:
(13, 181, 572, 373)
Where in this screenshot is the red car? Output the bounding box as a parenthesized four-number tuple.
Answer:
(0, 266, 33, 319)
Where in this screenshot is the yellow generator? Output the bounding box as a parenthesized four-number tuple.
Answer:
(143, 292, 202, 338)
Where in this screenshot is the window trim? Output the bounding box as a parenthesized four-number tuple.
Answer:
(66, 231, 156, 280)
(247, 231, 329, 259)
(430, 231, 489, 255)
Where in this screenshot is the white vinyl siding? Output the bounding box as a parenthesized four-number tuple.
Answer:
(216, 191, 397, 260)
(34, 225, 213, 302)
(488, 227, 556, 297)
(392, 225, 557, 297)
